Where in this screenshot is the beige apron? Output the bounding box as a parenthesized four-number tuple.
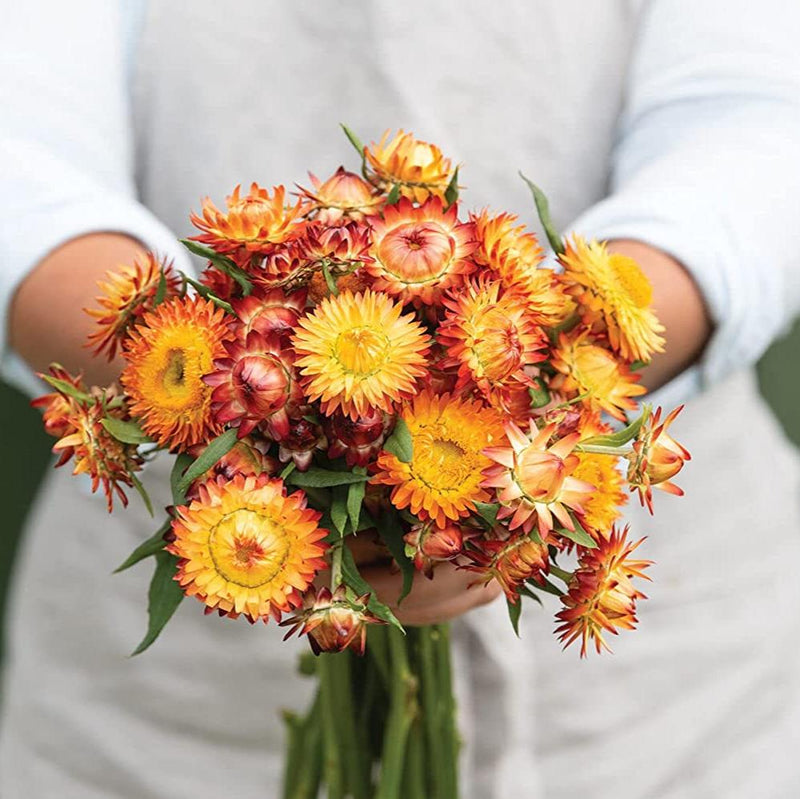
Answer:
(3, 2, 800, 797)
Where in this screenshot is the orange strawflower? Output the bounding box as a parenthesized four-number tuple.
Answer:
(482, 420, 593, 539)
(366, 197, 477, 305)
(190, 183, 307, 262)
(84, 253, 181, 360)
(550, 331, 646, 422)
(373, 391, 505, 527)
(559, 236, 665, 363)
(365, 129, 454, 203)
(571, 452, 627, 539)
(297, 221, 373, 272)
(555, 526, 651, 656)
(121, 296, 230, 451)
(472, 210, 573, 326)
(292, 289, 430, 419)
(168, 474, 328, 623)
(33, 367, 142, 511)
(30, 364, 86, 439)
(464, 532, 550, 601)
(297, 167, 384, 223)
(438, 278, 546, 399)
(626, 405, 690, 512)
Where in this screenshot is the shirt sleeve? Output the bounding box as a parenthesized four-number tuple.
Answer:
(570, 0, 800, 404)
(0, 0, 190, 395)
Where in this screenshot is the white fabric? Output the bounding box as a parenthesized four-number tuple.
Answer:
(2, 1, 800, 797)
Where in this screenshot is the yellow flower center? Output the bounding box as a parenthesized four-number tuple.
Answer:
(143, 333, 211, 411)
(208, 509, 290, 588)
(411, 429, 478, 493)
(334, 326, 389, 376)
(608, 254, 652, 308)
(163, 349, 186, 390)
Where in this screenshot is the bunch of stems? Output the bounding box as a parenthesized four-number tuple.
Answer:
(282, 624, 459, 799)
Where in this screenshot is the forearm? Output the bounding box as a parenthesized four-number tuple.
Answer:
(9, 232, 146, 387)
(608, 240, 712, 392)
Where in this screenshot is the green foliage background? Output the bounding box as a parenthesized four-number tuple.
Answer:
(1, 321, 798, 656)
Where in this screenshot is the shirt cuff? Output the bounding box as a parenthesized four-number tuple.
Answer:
(1, 194, 192, 396)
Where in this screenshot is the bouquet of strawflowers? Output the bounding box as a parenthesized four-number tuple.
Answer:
(33, 127, 690, 798)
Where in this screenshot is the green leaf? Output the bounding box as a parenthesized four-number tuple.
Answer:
(558, 516, 597, 549)
(154, 267, 168, 306)
(444, 167, 460, 208)
(474, 501, 500, 526)
(179, 239, 253, 296)
(519, 172, 565, 255)
(528, 378, 551, 409)
(382, 417, 413, 463)
(376, 512, 414, 604)
(629, 359, 649, 372)
(40, 373, 93, 404)
(287, 466, 370, 489)
(170, 452, 194, 506)
(182, 275, 234, 313)
(114, 518, 171, 573)
(100, 417, 154, 445)
(385, 184, 401, 206)
(580, 407, 648, 449)
(130, 472, 154, 517)
(347, 473, 366, 535)
(340, 546, 403, 631)
(175, 428, 239, 499)
(131, 550, 184, 656)
(330, 487, 349, 536)
(519, 584, 544, 606)
(340, 123, 366, 156)
(506, 597, 522, 637)
(528, 576, 565, 597)
(321, 261, 339, 296)
(279, 461, 296, 480)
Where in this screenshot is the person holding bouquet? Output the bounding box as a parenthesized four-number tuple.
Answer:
(2, 1, 800, 797)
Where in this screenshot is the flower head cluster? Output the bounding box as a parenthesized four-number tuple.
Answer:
(32, 366, 143, 511)
(34, 127, 690, 658)
(555, 527, 651, 656)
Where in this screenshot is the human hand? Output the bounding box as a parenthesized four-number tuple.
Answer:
(345, 532, 503, 627)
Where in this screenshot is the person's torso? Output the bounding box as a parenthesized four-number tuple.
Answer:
(132, 0, 642, 238)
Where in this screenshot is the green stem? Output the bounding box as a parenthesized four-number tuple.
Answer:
(418, 626, 451, 798)
(318, 657, 345, 799)
(281, 710, 304, 799)
(330, 542, 344, 589)
(434, 625, 459, 798)
(401, 718, 427, 799)
(575, 443, 631, 457)
(284, 696, 323, 799)
(319, 652, 371, 799)
(376, 627, 417, 799)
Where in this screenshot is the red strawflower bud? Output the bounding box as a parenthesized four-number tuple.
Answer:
(205, 331, 303, 440)
(325, 407, 393, 467)
(280, 585, 385, 656)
